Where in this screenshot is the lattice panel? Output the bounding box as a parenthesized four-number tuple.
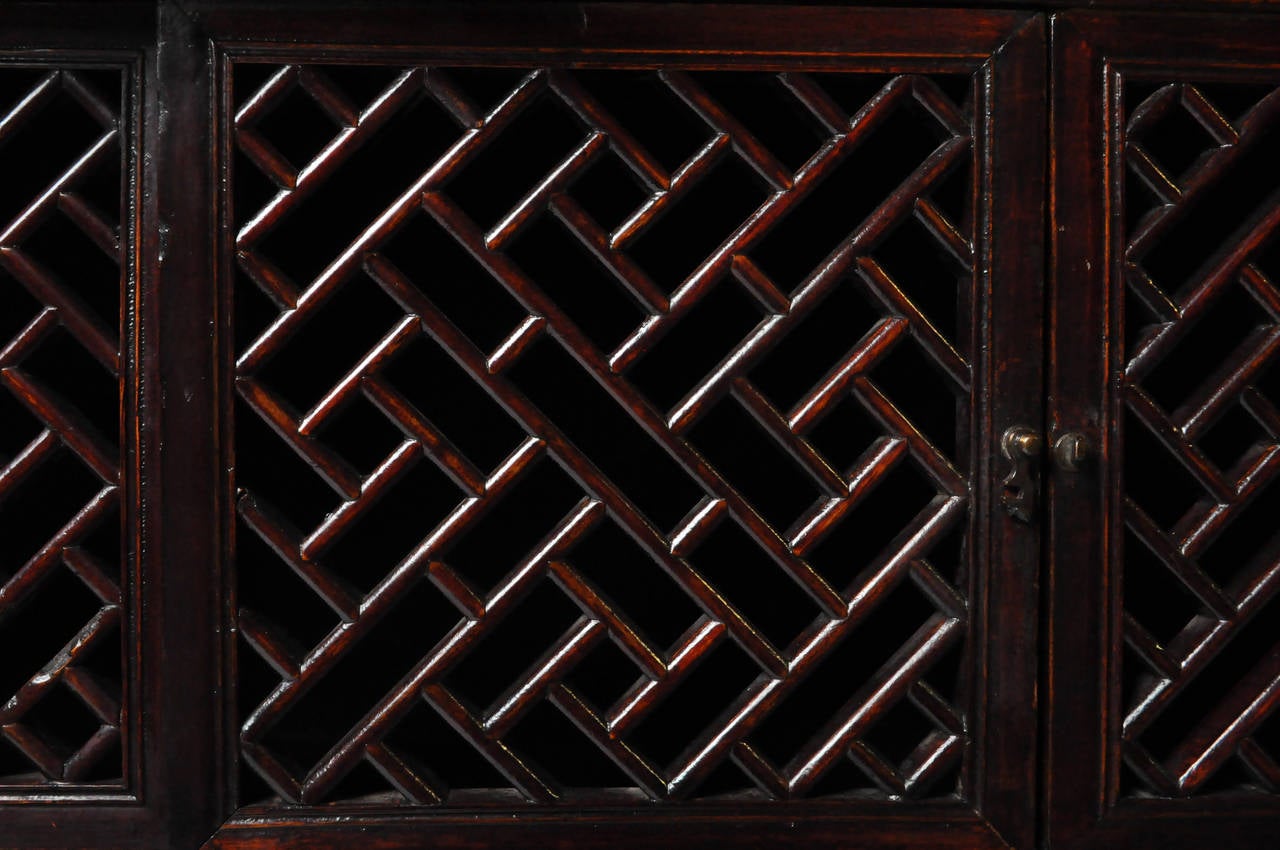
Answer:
(0, 67, 128, 787)
(1119, 79, 1280, 796)
(230, 63, 977, 806)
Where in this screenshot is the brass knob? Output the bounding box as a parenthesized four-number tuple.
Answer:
(1000, 426, 1042, 523)
(1003, 427, 1043, 459)
(1052, 432, 1089, 472)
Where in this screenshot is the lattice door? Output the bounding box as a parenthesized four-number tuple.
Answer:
(0, 5, 1045, 850)
(208, 8, 1044, 849)
(230, 60, 977, 806)
(1050, 12, 1280, 850)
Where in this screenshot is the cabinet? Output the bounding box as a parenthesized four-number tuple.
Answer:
(0, 3, 1275, 849)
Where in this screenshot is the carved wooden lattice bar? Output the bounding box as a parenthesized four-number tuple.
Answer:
(1118, 77, 1280, 797)
(0, 65, 129, 790)
(228, 62, 981, 807)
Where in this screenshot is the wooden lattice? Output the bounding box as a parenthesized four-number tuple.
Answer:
(0, 67, 127, 786)
(1119, 79, 1280, 796)
(230, 64, 977, 806)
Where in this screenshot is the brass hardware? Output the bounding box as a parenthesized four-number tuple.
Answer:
(1052, 432, 1089, 472)
(1001, 426, 1042, 523)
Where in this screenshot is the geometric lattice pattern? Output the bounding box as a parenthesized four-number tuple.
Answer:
(1120, 79, 1280, 796)
(0, 67, 126, 786)
(231, 64, 976, 806)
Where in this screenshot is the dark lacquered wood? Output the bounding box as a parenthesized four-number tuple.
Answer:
(206, 807, 1011, 850)
(192, 2, 1026, 60)
(978, 17, 1045, 850)
(5, 2, 1276, 849)
(1048, 10, 1280, 850)
(184, 0, 1280, 14)
(0, 2, 1046, 847)
(151, 2, 232, 847)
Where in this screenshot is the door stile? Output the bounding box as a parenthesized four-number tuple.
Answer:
(975, 15, 1047, 850)
(1046, 14, 1111, 849)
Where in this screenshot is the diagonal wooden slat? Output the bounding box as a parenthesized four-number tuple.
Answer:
(416, 196, 846, 626)
(238, 68, 424, 248)
(235, 376, 364, 499)
(61, 724, 120, 783)
(1128, 87, 1280, 262)
(549, 683, 668, 798)
(665, 496, 966, 796)
(237, 69, 546, 373)
(237, 494, 363, 621)
(365, 740, 445, 804)
(0, 605, 121, 724)
(485, 131, 607, 250)
(297, 66, 359, 128)
(547, 559, 665, 679)
(0, 71, 60, 147)
(0, 247, 120, 374)
(1128, 181, 1280, 381)
(900, 730, 963, 797)
(786, 614, 962, 795)
(1124, 498, 1235, 619)
(57, 192, 120, 260)
(423, 68, 484, 130)
(0, 130, 119, 248)
(662, 137, 971, 430)
(0, 488, 118, 619)
(610, 132, 731, 250)
(1168, 643, 1280, 792)
(660, 69, 793, 191)
(361, 372, 489, 496)
(297, 314, 421, 436)
(422, 684, 559, 803)
(262, 496, 596, 802)
(484, 617, 605, 736)
(777, 72, 848, 136)
(787, 316, 909, 434)
(547, 69, 669, 191)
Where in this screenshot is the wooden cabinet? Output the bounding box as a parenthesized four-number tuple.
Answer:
(0, 3, 1275, 848)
